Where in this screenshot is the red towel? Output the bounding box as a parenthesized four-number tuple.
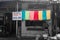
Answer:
(34, 11, 38, 20)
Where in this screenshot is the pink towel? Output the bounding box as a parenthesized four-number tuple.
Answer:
(30, 11, 34, 20)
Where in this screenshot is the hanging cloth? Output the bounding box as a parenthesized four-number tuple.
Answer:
(25, 11, 30, 20)
(22, 10, 25, 20)
(38, 11, 42, 20)
(46, 10, 51, 20)
(30, 11, 34, 20)
(42, 10, 47, 20)
(34, 11, 38, 20)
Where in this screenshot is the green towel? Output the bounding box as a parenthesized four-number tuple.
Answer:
(25, 11, 30, 20)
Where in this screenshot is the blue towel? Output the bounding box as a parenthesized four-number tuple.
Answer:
(22, 10, 25, 20)
(42, 10, 47, 20)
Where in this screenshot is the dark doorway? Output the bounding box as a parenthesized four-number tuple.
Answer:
(0, 13, 16, 37)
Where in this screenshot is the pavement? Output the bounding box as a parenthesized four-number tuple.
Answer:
(0, 33, 16, 40)
(0, 38, 16, 40)
(0, 33, 60, 40)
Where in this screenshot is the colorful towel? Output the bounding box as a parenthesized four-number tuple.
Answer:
(38, 11, 42, 20)
(30, 11, 34, 20)
(46, 10, 51, 20)
(22, 10, 25, 20)
(25, 11, 30, 20)
(42, 10, 47, 20)
(34, 11, 38, 20)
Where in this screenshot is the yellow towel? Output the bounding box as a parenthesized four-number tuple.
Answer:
(38, 11, 42, 20)
(46, 10, 51, 20)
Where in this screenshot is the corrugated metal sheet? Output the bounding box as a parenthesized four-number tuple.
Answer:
(20, 0, 50, 2)
(0, 0, 49, 2)
(0, 0, 16, 1)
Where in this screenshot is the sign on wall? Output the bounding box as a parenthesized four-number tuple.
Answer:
(12, 12, 22, 20)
